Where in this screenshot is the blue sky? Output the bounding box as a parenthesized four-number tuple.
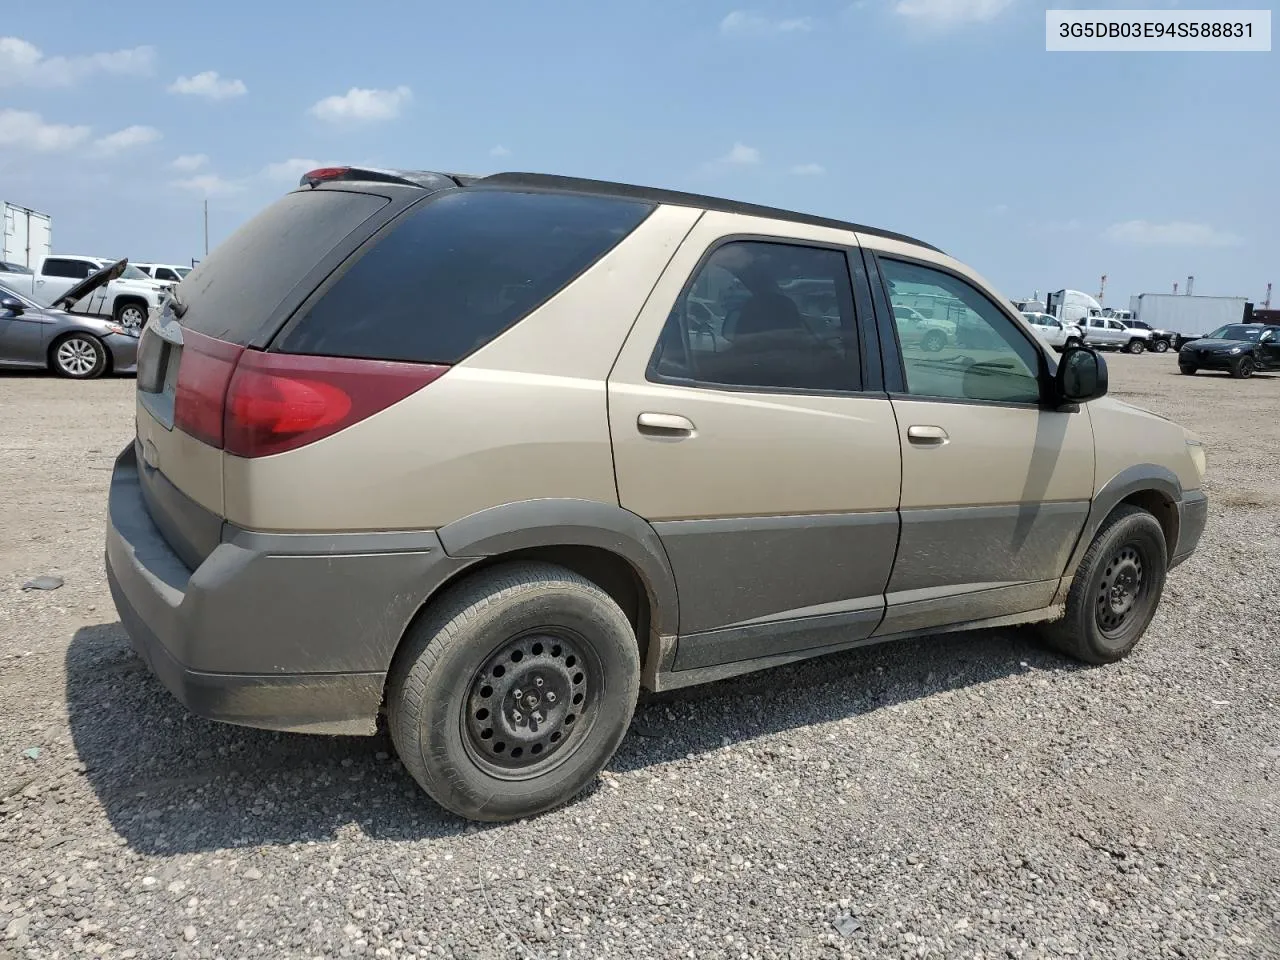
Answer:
(2, 0, 1275, 306)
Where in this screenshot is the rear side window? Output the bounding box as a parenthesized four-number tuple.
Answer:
(276, 189, 654, 364)
(42, 258, 90, 279)
(178, 190, 391, 344)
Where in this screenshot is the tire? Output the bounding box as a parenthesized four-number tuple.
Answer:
(1231, 356, 1256, 379)
(1126, 339, 1146, 354)
(1179, 364, 1197, 376)
(1151, 338, 1170, 353)
(1040, 505, 1167, 665)
(1064, 336, 1082, 350)
(114, 299, 148, 329)
(50, 333, 108, 379)
(921, 329, 946, 353)
(387, 562, 641, 822)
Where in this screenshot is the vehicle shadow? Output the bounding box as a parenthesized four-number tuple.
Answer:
(66, 620, 1083, 854)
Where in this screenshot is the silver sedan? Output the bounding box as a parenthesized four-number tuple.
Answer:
(0, 281, 139, 379)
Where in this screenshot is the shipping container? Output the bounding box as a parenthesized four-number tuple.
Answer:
(1, 202, 52, 269)
(1128, 293, 1250, 346)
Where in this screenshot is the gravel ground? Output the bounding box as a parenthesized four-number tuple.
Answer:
(1, 356, 1277, 960)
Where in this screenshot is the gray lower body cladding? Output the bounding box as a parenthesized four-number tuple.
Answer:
(105, 444, 470, 734)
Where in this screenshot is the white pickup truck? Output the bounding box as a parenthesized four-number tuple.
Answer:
(0, 255, 169, 328)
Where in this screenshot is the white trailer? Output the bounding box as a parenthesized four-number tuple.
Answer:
(1128, 294, 1249, 347)
(2, 202, 52, 270)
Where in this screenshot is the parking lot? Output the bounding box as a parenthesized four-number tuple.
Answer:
(1, 355, 1277, 959)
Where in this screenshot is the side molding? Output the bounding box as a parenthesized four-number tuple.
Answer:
(436, 498, 681, 640)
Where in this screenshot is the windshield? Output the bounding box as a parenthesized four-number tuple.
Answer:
(0, 281, 39, 308)
(175, 266, 192, 278)
(1207, 324, 1262, 342)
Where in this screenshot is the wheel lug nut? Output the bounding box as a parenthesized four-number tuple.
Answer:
(512, 689, 522, 699)
(547, 692, 557, 703)
(534, 676, 544, 687)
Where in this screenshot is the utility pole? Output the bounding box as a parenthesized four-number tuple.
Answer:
(1097, 274, 1107, 305)
(203, 200, 209, 256)
(1264, 282, 1272, 309)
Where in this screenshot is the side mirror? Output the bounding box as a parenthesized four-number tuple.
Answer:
(1056, 346, 1108, 404)
(1, 296, 25, 315)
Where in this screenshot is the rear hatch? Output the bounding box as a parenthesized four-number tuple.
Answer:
(132, 185, 414, 567)
(133, 175, 656, 566)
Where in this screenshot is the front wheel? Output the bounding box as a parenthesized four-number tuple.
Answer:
(921, 329, 947, 353)
(1179, 364, 1197, 376)
(1231, 356, 1256, 379)
(1039, 505, 1167, 664)
(51, 333, 108, 379)
(387, 562, 641, 822)
(1126, 339, 1146, 354)
(1151, 338, 1170, 353)
(1064, 336, 1082, 350)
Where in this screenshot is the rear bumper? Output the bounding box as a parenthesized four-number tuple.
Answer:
(105, 443, 469, 734)
(1170, 490, 1208, 569)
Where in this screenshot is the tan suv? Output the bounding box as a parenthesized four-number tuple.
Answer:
(105, 167, 1209, 821)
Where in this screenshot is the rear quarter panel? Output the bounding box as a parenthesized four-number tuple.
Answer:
(222, 204, 702, 531)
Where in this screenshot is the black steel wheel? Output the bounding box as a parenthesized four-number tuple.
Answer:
(1038, 505, 1167, 664)
(463, 629, 600, 777)
(1094, 544, 1148, 638)
(1231, 356, 1256, 379)
(387, 562, 640, 822)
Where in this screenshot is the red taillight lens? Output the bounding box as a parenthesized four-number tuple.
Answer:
(300, 166, 351, 186)
(173, 331, 244, 448)
(223, 351, 448, 458)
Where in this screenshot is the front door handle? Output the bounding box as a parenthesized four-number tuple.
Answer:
(907, 424, 949, 445)
(637, 412, 695, 437)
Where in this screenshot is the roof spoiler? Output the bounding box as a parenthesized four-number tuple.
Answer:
(298, 166, 477, 191)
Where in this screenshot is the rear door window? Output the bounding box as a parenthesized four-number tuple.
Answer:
(276, 189, 654, 364)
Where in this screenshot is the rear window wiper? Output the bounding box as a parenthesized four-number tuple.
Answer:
(165, 287, 188, 319)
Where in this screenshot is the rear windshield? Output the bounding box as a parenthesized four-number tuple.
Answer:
(178, 190, 390, 344)
(275, 188, 655, 364)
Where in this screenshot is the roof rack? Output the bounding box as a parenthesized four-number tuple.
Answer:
(298, 166, 941, 254)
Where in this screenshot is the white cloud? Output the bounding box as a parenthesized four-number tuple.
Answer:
(168, 70, 247, 100)
(261, 157, 335, 182)
(1105, 219, 1243, 248)
(171, 174, 243, 197)
(791, 162, 826, 175)
(720, 142, 761, 165)
(720, 11, 814, 34)
(0, 108, 91, 152)
(92, 125, 162, 156)
(308, 85, 411, 123)
(171, 153, 209, 172)
(892, 0, 1014, 25)
(0, 36, 155, 87)
(489, 145, 511, 158)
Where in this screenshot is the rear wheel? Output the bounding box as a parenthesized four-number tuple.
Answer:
(113, 299, 148, 329)
(1231, 356, 1256, 379)
(1040, 505, 1167, 664)
(1126, 339, 1146, 354)
(387, 562, 641, 822)
(50, 333, 107, 379)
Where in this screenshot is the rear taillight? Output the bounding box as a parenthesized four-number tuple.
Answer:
(173, 331, 447, 457)
(174, 331, 244, 447)
(223, 351, 447, 458)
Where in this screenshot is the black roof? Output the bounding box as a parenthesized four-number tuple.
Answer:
(478, 172, 942, 253)
(301, 165, 941, 253)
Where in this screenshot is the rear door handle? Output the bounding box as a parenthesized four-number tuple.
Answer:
(637, 412, 695, 437)
(907, 424, 949, 445)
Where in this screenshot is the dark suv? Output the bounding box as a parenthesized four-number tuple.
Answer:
(1178, 323, 1280, 378)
